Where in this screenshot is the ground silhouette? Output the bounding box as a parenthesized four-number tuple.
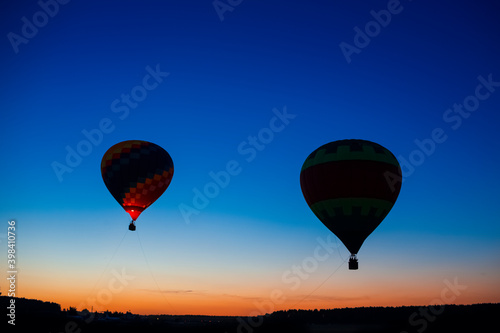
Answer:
(2, 296, 498, 332)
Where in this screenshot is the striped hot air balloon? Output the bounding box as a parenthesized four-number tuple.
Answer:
(101, 140, 174, 230)
(300, 139, 402, 269)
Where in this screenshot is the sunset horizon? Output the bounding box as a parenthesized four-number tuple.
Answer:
(10, 211, 499, 317)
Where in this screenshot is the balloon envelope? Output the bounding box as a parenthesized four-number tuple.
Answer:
(101, 140, 174, 221)
(300, 139, 402, 255)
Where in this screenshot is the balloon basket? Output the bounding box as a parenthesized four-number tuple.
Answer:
(348, 255, 358, 270)
(129, 222, 136, 231)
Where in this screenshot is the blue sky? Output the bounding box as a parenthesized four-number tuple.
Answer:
(1, 0, 499, 315)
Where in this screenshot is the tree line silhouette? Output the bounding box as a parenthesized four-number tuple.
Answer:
(2, 296, 498, 332)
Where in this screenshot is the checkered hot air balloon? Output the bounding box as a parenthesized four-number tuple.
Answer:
(101, 140, 174, 230)
(300, 139, 402, 270)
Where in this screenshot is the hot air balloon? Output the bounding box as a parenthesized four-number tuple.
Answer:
(101, 140, 174, 231)
(300, 139, 402, 269)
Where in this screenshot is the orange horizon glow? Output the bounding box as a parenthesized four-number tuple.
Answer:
(18, 275, 500, 316)
(18, 292, 500, 317)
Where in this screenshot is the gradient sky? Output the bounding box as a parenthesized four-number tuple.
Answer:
(1, 0, 499, 316)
